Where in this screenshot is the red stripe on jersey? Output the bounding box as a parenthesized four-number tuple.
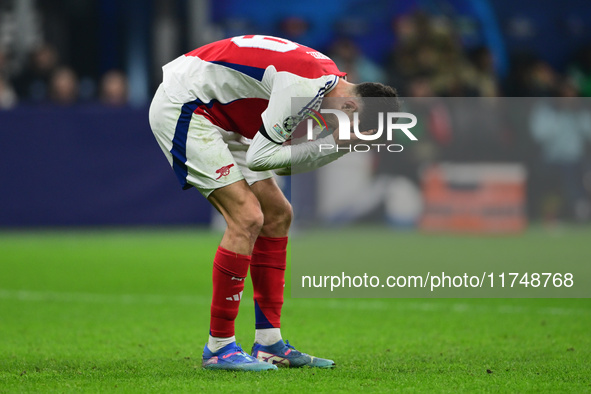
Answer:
(194, 98, 269, 139)
(185, 36, 345, 79)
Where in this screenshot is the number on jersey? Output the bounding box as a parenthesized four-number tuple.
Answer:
(231, 35, 299, 53)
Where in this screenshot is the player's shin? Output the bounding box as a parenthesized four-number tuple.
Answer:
(208, 246, 250, 352)
(250, 236, 288, 346)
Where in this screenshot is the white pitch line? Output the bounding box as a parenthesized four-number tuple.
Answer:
(1, 289, 589, 317)
(0, 289, 210, 306)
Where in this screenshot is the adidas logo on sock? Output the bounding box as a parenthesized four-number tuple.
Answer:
(225, 290, 243, 301)
(231, 277, 244, 281)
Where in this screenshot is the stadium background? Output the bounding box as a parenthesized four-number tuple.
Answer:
(1, 1, 590, 391)
(1, 0, 591, 227)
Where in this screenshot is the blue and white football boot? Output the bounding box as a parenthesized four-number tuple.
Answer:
(252, 339, 335, 368)
(202, 342, 278, 371)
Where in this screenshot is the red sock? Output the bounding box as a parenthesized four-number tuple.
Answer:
(210, 246, 250, 338)
(250, 236, 288, 329)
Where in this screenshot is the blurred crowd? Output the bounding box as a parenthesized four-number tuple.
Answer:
(1, 8, 590, 224)
(1, 11, 591, 108)
(0, 43, 129, 109)
(326, 12, 591, 99)
(1, 10, 591, 109)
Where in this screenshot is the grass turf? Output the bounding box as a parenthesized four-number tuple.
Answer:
(0, 228, 590, 392)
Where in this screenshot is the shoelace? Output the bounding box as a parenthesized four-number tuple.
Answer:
(226, 344, 255, 360)
(284, 340, 302, 355)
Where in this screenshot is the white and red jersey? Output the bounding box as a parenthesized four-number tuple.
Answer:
(161, 35, 346, 142)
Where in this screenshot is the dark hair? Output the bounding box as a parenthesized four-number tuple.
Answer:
(354, 82, 400, 132)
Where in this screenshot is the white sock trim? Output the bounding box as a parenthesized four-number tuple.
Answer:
(207, 335, 236, 353)
(254, 328, 282, 346)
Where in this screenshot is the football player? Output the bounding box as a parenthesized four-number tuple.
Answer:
(149, 35, 398, 371)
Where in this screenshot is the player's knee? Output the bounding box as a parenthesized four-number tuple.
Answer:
(245, 209, 265, 236)
(231, 207, 264, 239)
(278, 202, 293, 228)
(264, 201, 293, 233)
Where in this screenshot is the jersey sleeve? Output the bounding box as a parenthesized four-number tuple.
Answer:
(246, 131, 347, 173)
(260, 72, 339, 144)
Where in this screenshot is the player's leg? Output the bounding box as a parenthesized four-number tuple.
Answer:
(230, 145, 335, 367)
(205, 181, 262, 350)
(201, 181, 276, 371)
(249, 178, 291, 345)
(208, 181, 264, 255)
(149, 89, 275, 371)
(227, 148, 290, 344)
(247, 178, 335, 368)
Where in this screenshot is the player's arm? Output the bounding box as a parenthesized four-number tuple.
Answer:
(246, 129, 345, 171)
(247, 120, 369, 173)
(246, 74, 353, 172)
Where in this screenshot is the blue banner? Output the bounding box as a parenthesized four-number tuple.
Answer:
(0, 105, 211, 227)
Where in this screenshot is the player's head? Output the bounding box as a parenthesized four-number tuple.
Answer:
(322, 79, 399, 131)
(353, 82, 400, 132)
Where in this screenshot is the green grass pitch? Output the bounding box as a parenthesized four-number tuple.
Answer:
(1, 228, 590, 392)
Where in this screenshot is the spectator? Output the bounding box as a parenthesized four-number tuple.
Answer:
(0, 49, 17, 109)
(328, 37, 386, 83)
(386, 12, 482, 97)
(0, 49, 10, 79)
(99, 70, 129, 106)
(406, 75, 434, 98)
(49, 67, 79, 105)
(385, 13, 430, 86)
(469, 46, 500, 97)
(525, 60, 559, 96)
(529, 80, 591, 222)
(0, 77, 17, 109)
(13, 44, 60, 103)
(277, 16, 312, 46)
(569, 44, 591, 97)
